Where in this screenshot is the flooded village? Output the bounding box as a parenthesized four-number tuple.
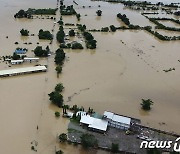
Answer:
(0, 0, 180, 153)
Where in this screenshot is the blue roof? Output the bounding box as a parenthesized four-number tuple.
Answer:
(15, 49, 27, 54)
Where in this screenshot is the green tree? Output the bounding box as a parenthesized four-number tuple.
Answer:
(96, 10, 102, 16)
(76, 13, 81, 20)
(48, 91, 63, 107)
(80, 133, 98, 148)
(55, 83, 64, 92)
(54, 48, 66, 65)
(20, 29, 29, 36)
(111, 143, 119, 153)
(69, 29, 75, 36)
(12, 52, 20, 60)
(56, 150, 63, 154)
(55, 111, 60, 117)
(110, 25, 116, 32)
(55, 65, 62, 74)
(141, 99, 154, 111)
(59, 133, 67, 142)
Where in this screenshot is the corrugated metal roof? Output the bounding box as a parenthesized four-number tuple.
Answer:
(0, 66, 47, 76)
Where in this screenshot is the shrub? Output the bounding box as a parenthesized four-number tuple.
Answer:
(20, 29, 29, 36)
(69, 29, 75, 36)
(55, 111, 60, 117)
(48, 91, 63, 107)
(59, 133, 67, 142)
(141, 99, 154, 110)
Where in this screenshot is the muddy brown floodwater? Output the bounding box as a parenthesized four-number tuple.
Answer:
(0, 0, 180, 154)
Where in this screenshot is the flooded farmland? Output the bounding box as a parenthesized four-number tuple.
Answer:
(0, 0, 180, 153)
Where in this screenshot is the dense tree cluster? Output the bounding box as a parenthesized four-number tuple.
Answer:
(56, 26, 65, 43)
(72, 42, 84, 49)
(60, 5, 76, 15)
(101, 27, 109, 32)
(110, 25, 117, 32)
(83, 32, 97, 49)
(77, 24, 86, 32)
(26, 8, 57, 15)
(20, 29, 29, 36)
(34, 46, 50, 57)
(38, 29, 53, 40)
(117, 13, 130, 25)
(48, 91, 63, 107)
(54, 48, 66, 65)
(69, 29, 75, 36)
(14, 9, 32, 18)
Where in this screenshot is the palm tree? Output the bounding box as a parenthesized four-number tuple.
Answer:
(141, 99, 154, 111)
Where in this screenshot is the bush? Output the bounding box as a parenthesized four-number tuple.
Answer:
(101, 27, 109, 32)
(38, 29, 53, 40)
(54, 48, 66, 65)
(55, 111, 60, 117)
(141, 99, 153, 110)
(69, 29, 75, 36)
(117, 13, 130, 25)
(55, 83, 64, 92)
(48, 91, 63, 107)
(20, 29, 29, 36)
(55, 65, 62, 74)
(110, 25, 116, 32)
(56, 150, 64, 154)
(34, 46, 49, 57)
(72, 42, 83, 49)
(59, 133, 67, 142)
(96, 10, 102, 16)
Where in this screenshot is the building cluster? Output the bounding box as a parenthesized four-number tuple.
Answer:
(77, 111, 131, 133)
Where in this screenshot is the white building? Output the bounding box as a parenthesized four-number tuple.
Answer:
(24, 57, 39, 62)
(0, 66, 47, 77)
(103, 111, 131, 130)
(80, 114, 108, 132)
(11, 60, 23, 65)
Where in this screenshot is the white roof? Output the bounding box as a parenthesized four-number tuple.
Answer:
(76, 111, 86, 117)
(80, 115, 94, 125)
(89, 119, 108, 131)
(103, 111, 114, 119)
(11, 60, 23, 63)
(24, 57, 39, 60)
(0, 66, 47, 76)
(112, 115, 131, 125)
(103, 111, 131, 125)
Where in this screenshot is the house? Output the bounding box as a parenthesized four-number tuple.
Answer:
(15, 49, 27, 54)
(79, 113, 108, 133)
(24, 57, 39, 62)
(11, 60, 23, 65)
(103, 111, 131, 130)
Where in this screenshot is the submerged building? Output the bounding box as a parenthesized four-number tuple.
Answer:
(103, 111, 131, 130)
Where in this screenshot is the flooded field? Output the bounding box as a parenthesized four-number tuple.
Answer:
(0, 0, 180, 154)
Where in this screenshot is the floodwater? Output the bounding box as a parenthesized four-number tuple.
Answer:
(0, 0, 180, 154)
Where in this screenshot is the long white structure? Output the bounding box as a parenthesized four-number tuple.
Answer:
(0, 66, 47, 77)
(24, 57, 39, 62)
(80, 114, 108, 132)
(11, 60, 24, 65)
(103, 111, 131, 130)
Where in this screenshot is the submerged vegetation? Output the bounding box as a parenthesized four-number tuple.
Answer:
(14, 8, 57, 18)
(38, 29, 53, 40)
(34, 46, 50, 57)
(20, 29, 29, 36)
(141, 99, 154, 111)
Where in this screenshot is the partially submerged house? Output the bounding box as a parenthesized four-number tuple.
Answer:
(24, 57, 39, 62)
(79, 113, 108, 133)
(11, 60, 23, 65)
(103, 111, 131, 130)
